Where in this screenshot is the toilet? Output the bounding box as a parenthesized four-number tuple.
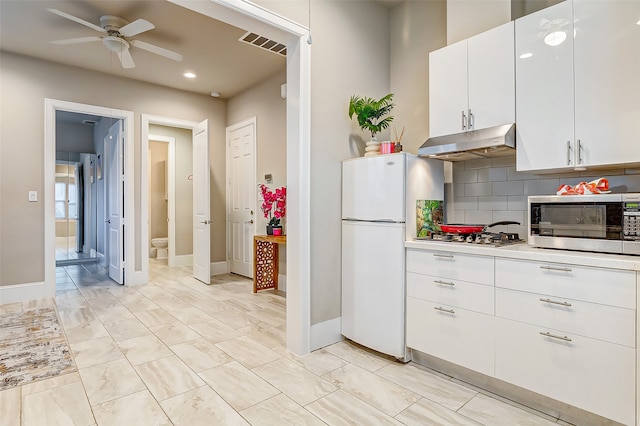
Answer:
(151, 237, 168, 259)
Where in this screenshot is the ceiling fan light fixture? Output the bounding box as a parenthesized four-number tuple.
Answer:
(103, 35, 129, 53)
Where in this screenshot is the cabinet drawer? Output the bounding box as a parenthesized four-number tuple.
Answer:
(495, 258, 635, 309)
(496, 288, 635, 347)
(495, 318, 635, 425)
(407, 249, 494, 285)
(407, 297, 494, 376)
(407, 272, 494, 315)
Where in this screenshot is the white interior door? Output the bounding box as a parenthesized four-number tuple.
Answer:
(193, 120, 210, 283)
(106, 120, 124, 284)
(228, 119, 256, 278)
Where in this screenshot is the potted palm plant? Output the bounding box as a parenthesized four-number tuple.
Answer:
(348, 93, 395, 156)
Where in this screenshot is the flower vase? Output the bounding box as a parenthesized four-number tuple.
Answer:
(364, 138, 380, 157)
(266, 225, 282, 236)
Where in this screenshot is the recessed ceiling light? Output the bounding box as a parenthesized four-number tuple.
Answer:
(210, 92, 220, 98)
(636, 19, 640, 25)
(183, 72, 196, 79)
(544, 31, 567, 47)
(519, 52, 533, 59)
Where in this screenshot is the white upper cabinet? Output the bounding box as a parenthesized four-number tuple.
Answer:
(429, 22, 515, 138)
(516, 0, 640, 172)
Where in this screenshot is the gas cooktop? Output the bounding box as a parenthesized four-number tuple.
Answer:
(416, 232, 525, 247)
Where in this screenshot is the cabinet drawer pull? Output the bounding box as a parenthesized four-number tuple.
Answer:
(539, 331, 572, 342)
(539, 265, 572, 272)
(433, 253, 454, 259)
(434, 280, 455, 286)
(461, 110, 467, 130)
(566, 140, 572, 165)
(539, 298, 572, 307)
(434, 306, 455, 314)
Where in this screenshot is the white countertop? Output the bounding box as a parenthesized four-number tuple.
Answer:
(405, 240, 640, 271)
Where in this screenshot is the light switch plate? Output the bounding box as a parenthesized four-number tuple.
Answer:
(28, 191, 38, 202)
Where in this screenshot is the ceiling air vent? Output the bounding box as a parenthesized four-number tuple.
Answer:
(239, 32, 286, 56)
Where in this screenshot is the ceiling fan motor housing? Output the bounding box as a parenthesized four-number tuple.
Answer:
(99, 15, 129, 33)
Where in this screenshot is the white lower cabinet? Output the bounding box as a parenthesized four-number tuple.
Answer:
(495, 317, 635, 425)
(407, 297, 494, 376)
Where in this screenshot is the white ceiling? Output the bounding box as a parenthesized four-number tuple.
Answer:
(0, 0, 287, 99)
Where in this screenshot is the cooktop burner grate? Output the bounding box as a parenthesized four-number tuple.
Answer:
(421, 232, 524, 247)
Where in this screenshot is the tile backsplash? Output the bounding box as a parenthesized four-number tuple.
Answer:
(445, 156, 640, 241)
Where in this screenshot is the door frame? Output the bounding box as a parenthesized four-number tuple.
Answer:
(45, 99, 135, 291)
(226, 116, 257, 276)
(141, 114, 200, 283)
(147, 134, 178, 267)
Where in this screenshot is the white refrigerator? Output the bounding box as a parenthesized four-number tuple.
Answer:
(341, 152, 444, 359)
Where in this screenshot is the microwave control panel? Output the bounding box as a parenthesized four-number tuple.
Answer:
(623, 202, 640, 240)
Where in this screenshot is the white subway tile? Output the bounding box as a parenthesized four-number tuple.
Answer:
(492, 210, 525, 226)
(491, 156, 516, 168)
(452, 161, 466, 172)
(454, 169, 478, 184)
(523, 179, 560, 195)
(447, 210, 465, 223)
(453, 183, 465, 197)
(464, 210, 493, 224)
(465, 182, 492, 197)
(607, 175, 640, 192)
(451, 197, 478, 211)
(465, 158, 493, 170)
(492, 181, 524, 196)
(507, 167, 540, 181)
(507, 196, 527, 211)
(507, 224, 529, 241)
(478, 196, 508, 211)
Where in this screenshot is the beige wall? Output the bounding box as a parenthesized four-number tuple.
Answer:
(149, 125, 195, 257)
(0, 51, 226, 286)
(447, 0, 511, 44)
(149, 141, 169, 245)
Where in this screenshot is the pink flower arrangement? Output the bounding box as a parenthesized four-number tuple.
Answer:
(259, 184, 286, 227)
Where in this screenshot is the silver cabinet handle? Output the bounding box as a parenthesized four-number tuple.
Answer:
(461, 110, 467, 130)
(468, 109, 473, 130)
(577, 139, 583, 164)
(539, 298, 572, 307)
(539, 331, 572, 342)
(434, 306, 455, 314)
(540, 265, 572, 272)
(433, 253, 454, 259)
(434, 279, 455, 286)
(566, 141, 572, 165)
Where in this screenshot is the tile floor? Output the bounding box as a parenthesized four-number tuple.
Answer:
(0, 260, 574, 425)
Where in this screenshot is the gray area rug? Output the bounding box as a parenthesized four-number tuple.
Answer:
(0, 307, 76, 390)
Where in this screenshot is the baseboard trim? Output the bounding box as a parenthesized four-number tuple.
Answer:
(171, 255, 193, 267)
(0, 280, 53, 305)
(310, 316, 343, 351)
(210, 261, 228, 276)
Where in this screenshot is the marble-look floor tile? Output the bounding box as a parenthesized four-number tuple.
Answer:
(458, 393, 558, 426)
(120, 296, 159, 312)
(198, 361, 279, 411)
(70, 336, 124, 369)
(306, 389, 403, 426)
(0, 387, 20, 426)
(161, 385, 249, 426)
(170, 339, 232, 372)
(133, 307, 177, 327)
(55, 291, 91, 310)
(272, 346, 348, 376)
(168, 306, 213, 325)
(91, 305, 135, 323)
(238, 322, 286, 349)
(323, 341, 392, 372)
(78, 358, 146, 406)
(57, 306, 97, 328)
(149, 321, 201, 346)
(92, 390, 171, 425)
(322, 363, 421, 417)
(118, 334, 173, 365)
(135, 355, 204, 401)
(22, 298, 56, 311)
(64, 319, 110, 344)
(188, 319, 242, 344)
(376, 363, 477, 411)
(210, 309, 261, 329)
(253, 358, 337, 405)
(395, 398, 482, 426)
(240, 393, 324, 426)
(102, 317, 150, 342)
(21, 373, 82, 396)
(22, 381, 94, 426)
(247, 306, 286, 327)
(215, 336, 281, 369)
(0, 302, 23, 314)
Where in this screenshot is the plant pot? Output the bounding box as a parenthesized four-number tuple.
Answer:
(266, 225, 282, 235)
(364, 140, 380, 157)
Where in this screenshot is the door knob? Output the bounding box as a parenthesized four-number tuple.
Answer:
(247, 219, 254, 224)
(105, 219, 111, 224)
(200, 220, 211, 225)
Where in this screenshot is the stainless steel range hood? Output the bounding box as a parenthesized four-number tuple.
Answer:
(418, 124, 516, 161)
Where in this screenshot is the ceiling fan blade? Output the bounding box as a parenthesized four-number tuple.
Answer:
(50, 36, 102, 45)
(131, 40, 183, 62)
(117, 49, 135, 69)
(47, 8, 105, 33)
(119, 19, 155, 37)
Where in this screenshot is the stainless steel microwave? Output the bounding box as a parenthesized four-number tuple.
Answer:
(528, 193, 640, 255)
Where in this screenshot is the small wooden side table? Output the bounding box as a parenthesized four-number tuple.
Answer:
(253, 235, 286, 293)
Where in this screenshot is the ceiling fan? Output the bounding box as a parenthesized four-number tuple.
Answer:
(47, 8, 183, 69)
